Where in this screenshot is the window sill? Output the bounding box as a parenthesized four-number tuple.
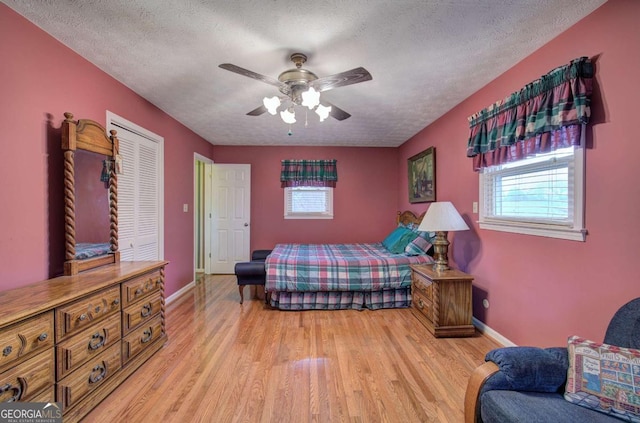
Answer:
(479, 221, 587, 241)
(284, 214, 333, 220)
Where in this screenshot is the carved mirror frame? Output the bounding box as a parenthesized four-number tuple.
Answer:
(62, 112, 120, 275)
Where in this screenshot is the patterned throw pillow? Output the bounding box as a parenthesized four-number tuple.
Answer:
(382, 226, 417, 254)
(564, 336, 640, 422)
(404, 230, 435, 256)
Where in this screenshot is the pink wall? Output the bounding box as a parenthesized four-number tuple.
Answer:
(398, 0, 640, 346)
(213, 146, 399, 250)
(0, 5, 214, 296)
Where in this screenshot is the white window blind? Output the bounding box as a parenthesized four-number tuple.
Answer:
(284, 187, 333, 219)
(479, 146, 586, 241)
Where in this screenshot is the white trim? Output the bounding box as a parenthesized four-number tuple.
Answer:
(194, 154, 213, 280)
(106, 111, 165, 260)
(473, 317, 516, 347)
(478, 221, 587, 241)
(166, 280, 195, 305)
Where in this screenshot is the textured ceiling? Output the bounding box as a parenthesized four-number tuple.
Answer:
(4, 0, 606, 147)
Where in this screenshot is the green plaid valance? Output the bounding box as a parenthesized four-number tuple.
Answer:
(280, 159, 338, 188)
(467, 57, 593, 170)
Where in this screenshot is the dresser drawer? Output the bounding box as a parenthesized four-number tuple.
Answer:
(122, 292, 163, 335)
(57, 342, 121, 410)
(56, 286, 121, 341)
(56, 313, 121, 381)
(121, 270, 162, 307)
(0, 311, 54, 372)
(412, 288, 433, 323)
(122, 316, 163, 364)
(0, 348, 54, 402)
(412, 273, 433, 300)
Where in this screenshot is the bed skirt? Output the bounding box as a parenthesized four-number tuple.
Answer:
(268, 287, 411, 311)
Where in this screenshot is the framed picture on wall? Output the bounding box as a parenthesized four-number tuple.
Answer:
(408, 147, 436, 203)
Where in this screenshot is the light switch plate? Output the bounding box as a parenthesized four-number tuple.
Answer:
(183, 204, 188, 212)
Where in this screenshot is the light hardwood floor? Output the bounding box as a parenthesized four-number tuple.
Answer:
(83, 275, 501, 422)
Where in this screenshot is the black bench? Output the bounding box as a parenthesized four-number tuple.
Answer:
(234, 249, 271, 304)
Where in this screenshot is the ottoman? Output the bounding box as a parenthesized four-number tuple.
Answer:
(234, 249, 271, 304)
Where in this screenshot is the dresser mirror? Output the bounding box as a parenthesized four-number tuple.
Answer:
(62, 112, 120, 275)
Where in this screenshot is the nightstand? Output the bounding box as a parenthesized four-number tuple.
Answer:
(410, 264, 475, 338)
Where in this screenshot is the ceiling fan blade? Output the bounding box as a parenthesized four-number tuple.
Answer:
(311, 67, 372, 93)
(323, 102, 351, 121)
(246, 105, 267, 116)
(219, 63, 285, 89)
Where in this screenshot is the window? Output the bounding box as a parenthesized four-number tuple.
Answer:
(284, 186, 333, 219)
(479, 145, 586, 241)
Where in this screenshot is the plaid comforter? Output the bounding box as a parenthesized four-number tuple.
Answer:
(265, 243, 433, 292)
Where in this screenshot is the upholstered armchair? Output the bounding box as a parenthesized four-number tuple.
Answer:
(465, 298, 640, 423)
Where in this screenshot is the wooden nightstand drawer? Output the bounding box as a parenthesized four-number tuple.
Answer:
(122, 292, 163, 335)
(412, 273, 433, 300)
(55, 286, 121, 341)
(121, 270, 162, 307)
(0, 348, 54, 402)
(57, 342, 122, 410)
(0, 311, 54, 372)
(412, 288, 433, 323)
(56, 313, 121, 381)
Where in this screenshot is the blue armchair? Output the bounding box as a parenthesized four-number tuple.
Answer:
(464, 298, 640, 423)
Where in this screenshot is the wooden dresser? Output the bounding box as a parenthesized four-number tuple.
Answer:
(0, 261, 167, 422)
(410, 264, 475, 338)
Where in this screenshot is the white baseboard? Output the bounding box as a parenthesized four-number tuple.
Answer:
(473, 317, 516, 347)
(166, 280, 195, 305)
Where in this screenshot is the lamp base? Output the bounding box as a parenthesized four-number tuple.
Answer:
(432, 231, 450, 272)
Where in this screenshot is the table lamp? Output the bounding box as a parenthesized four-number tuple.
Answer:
(417, 201, 469, 272)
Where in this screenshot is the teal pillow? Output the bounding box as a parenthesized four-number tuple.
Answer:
(382, 227, 416, 254)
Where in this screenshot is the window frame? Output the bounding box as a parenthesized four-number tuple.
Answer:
(284, 186, 334, 220)
(478, 139, 586, 242)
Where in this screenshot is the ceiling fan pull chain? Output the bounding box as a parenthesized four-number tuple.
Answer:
(305, 110, 309, 127)
(288, 124, 293, 137)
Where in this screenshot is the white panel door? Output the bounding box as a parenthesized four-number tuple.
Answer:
(108, 113, 163, 261)
(209, 164, 250, 274)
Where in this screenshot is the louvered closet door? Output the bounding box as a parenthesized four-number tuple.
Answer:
(117, 127, 161, 261)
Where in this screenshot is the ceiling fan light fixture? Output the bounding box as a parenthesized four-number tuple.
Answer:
(263, 96, 280, 115)
(301, 87, 321, 110)
(280, 107, 296, 124)
(315, 104, 332, 122)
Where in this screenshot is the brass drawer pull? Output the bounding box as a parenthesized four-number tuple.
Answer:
(418, 299, 424, 309)
(141, 328, 153, 344)
(88, 331, 106, 351)
(89, 363, 107, 384)
(38, 333, 48, 342)
(135, 288, 143, 296)
(2, 346, 12, 357)
(113, 298, 120, 306)
(79, 313, 87, 322)
(141, 303, 152, 318)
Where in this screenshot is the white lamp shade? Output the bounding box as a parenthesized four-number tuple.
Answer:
(417, 201, 469, 232)
(263, 96, 281, 115)
(301, 87, 321, 110)
(315, 104, 332, 122)
(280, 108, 296, 124)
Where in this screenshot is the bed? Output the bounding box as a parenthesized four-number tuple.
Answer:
(265, 211, 434, 310)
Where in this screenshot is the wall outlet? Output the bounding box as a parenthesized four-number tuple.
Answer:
(473, 201, 478, 214)
(183, 204, 188, 212)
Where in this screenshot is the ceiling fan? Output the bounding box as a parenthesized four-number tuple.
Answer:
(219, 53, 372, 124)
